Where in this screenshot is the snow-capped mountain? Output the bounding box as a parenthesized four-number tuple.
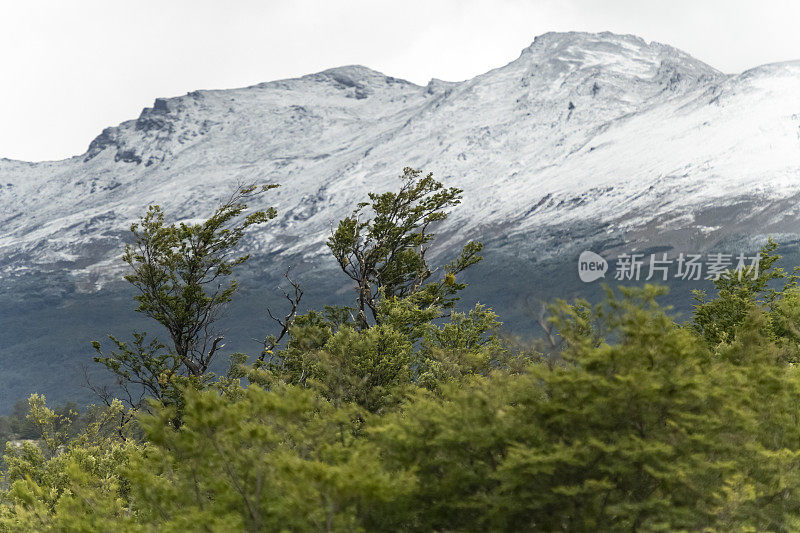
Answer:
(4, 31, 799, 290)
(2, 31, 800, 409)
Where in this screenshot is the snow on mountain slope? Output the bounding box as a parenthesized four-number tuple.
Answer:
(2, 31, 800, 289)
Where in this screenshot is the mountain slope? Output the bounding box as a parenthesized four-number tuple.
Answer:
(8, 31, 798, 282)
(2, 31, 800, 409)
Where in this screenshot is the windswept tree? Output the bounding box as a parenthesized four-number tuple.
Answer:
(327, 167, 482, 329)
(692, 238, 800, 349)
(92, 184, 278, 407)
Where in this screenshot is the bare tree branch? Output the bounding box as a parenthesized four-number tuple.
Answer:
(259, 270, 304, 361)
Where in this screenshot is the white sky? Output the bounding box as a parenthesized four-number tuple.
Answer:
(2, 0, 799, 162)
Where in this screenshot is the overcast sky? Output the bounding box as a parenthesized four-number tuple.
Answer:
(2, 0, 799, 162)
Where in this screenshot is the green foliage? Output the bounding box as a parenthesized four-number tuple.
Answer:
(327, 167, 482, 328)
(0, 398, 139, 532)
(128, 384, 414, 532)
(93, 184, 278, 409)
(0, 398, 83, 448)
(15, 171, 800, 530)
(268, 319, 414, 414)
(92, 332, 185, 410)
(692, 237, 800, 347)
(268, 297, 508, 414)
(374, 285, 800, 531)
(12, 276, 800, 530)
(416, 303, 505, 390)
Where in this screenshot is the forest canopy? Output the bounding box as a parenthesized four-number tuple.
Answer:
(1, 169, 800, 531)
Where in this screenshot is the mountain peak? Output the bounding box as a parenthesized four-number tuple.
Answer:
(523, 31, 678, 57)
(298, 65, 416, 89)
(522, 32, 715, 69)
(513, 31, 723, 91)
(531, 30, 647, 47)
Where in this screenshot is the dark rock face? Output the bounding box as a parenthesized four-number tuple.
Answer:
(84, 126, 120, 161)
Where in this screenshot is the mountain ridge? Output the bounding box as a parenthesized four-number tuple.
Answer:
(2, 30, 800, 409)
(3, 31, 800, 288)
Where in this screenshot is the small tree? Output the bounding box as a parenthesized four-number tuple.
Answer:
(92, 184, 278, 406)
(327, 167, 482, 329)
(692, 238, 800, 347)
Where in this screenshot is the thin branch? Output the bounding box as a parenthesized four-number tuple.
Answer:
(259, 270, 304, 361)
